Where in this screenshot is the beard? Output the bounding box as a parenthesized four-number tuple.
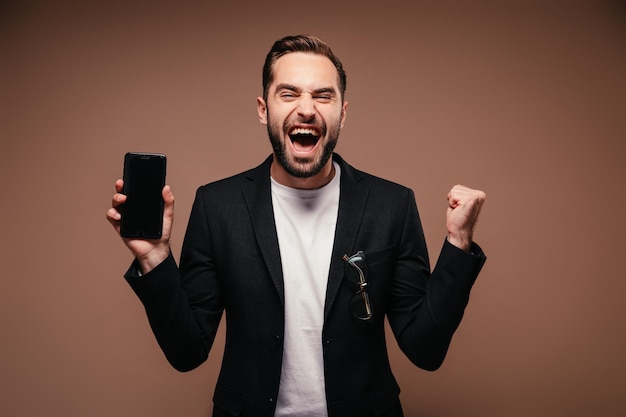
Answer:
(267, 114, 341, 179)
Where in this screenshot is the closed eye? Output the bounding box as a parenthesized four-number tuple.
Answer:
(313, 87, 336, 102)
(314, 95, 332, 102)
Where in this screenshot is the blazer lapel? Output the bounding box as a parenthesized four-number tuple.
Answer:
(242, 156, 285, 306)
(240, 154, 369, 316)
(324, 155, 369, 320)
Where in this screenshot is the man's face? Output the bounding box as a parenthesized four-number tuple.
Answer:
(257, 52, 347, 185)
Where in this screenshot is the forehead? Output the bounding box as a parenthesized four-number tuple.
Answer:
(270, 52, 340, 91)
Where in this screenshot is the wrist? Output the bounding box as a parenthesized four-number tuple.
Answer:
(447, 233, 471, 253)
(136, 246, 170, 274)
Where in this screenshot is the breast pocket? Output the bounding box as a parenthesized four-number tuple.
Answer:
(344, 245, 397, 322)
(365, 245, 397, 283)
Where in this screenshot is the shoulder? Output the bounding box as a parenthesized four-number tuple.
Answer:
(195, 155, 272, 197)
(335, 154, 414, 198)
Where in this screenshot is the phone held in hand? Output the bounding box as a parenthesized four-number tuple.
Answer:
(120, 152, 167, 239)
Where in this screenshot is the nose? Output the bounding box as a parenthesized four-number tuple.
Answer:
(297, 95, 316, 121)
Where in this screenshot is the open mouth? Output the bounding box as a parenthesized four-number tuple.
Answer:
(288, 127, 321, 153)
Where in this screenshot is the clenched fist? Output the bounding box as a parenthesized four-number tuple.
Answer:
(446, 185, 486, 252)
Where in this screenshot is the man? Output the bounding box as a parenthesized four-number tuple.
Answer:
(107, 35, 486, 417)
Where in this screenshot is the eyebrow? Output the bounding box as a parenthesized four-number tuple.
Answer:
(275, 83, 299, 92)
(312, 87, 337, 96)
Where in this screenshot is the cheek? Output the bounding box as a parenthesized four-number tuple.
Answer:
(327, 109, 345, 130)
(267, 114, 284, 133)
(266, 106, 289, 127)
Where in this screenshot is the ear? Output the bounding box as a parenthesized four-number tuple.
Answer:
(340, 101, 348, 128)
(257, 97, 267, 125)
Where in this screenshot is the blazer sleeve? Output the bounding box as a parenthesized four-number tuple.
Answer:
(386, 189, 486, 371)
(124, 188, 224, 372)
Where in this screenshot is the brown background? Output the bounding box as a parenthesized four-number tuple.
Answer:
(1, 0, 625, 416)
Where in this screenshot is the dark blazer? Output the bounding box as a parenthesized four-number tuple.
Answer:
(126, 154, 486, 417)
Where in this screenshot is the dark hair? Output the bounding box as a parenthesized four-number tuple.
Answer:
(262, 35, 347, 101)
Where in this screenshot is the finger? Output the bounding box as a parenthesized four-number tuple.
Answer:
(447, 187, 462, 209)
(115, 179, 124, 193)
(448, 199, 459, 209)
(448, 185, 486, 206)
(162, 185, 175, 217)
(111, 192, 127, 209)
(162, 185, 174, 204)
(106, 207, 122, 228)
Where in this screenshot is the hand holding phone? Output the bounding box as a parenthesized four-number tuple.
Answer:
(107, 152, 174, 273)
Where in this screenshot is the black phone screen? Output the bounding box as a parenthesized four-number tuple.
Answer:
(120, 152, 167, 239)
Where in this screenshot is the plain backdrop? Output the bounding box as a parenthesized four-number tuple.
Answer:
(1, 1, 625, 416)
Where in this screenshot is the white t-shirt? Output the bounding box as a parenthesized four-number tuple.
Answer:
(271, 163, 340, 417)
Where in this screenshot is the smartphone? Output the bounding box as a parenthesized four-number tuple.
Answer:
(120, 152, 167, 239)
